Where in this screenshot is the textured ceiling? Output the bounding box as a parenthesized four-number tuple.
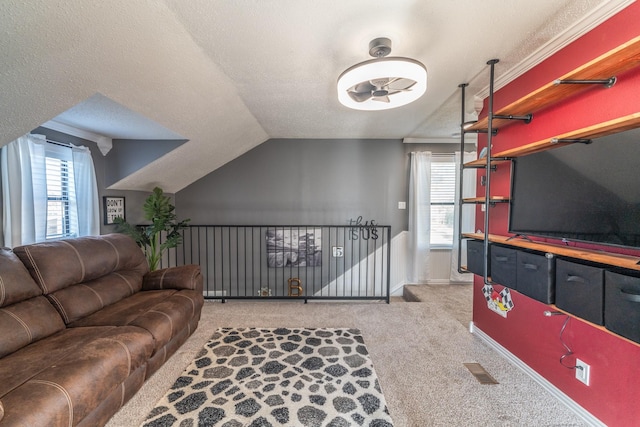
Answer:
(0, 0, 626, 192)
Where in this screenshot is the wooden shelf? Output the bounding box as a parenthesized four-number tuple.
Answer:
(462, 196, 509, 204)
(463, 233, 640, 272)
(492, 112, 640, 158)
(463, 157, 511, 168)
(462, 113, 640, 165)
(467, 34, 640, 132)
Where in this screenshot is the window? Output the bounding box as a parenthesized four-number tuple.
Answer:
(44, 143, 76, 239)
(1, 133, 98, 247)
(430, 155, 456, 247)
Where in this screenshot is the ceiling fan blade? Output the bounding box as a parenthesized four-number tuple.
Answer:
(348, 90, 373, 103)
(387, 78, 417, 91)
(372, 95, 390, 103)
(385, 77, 402, 86)
(352, 81, 375, 93)
(347, 81, 376, 102)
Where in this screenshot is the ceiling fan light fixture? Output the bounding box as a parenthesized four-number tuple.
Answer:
(337, 39, 427, 111)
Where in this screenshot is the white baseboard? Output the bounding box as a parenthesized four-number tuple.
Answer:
(469, 322, 606, 427)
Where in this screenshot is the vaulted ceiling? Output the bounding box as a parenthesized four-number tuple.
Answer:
(0, 0, 628, 192)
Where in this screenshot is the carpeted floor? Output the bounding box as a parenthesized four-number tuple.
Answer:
(107, 284, 588, 427)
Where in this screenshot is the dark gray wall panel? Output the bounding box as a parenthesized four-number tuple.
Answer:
(176, 138, 474, 235)
(105, 138, 187, 186)
(177, 139, 406, 232)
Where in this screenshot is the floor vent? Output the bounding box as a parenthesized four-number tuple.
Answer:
(464, 363, 499, 385)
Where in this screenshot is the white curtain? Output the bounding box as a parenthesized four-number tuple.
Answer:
(29, 137, 49, 242)
(72, 145, 100, 237)
(407, 151, 432, 283)
(1, 133, 99, 247)
(450, 151, 477, 282)
(1, 134, 47, 247)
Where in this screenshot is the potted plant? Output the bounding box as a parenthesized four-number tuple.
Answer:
(114, 187, 190, 271)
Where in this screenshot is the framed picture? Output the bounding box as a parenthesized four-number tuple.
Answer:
(103, 196, 125, 225)
(266, 227, 322, 268)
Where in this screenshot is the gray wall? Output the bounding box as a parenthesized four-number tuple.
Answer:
(105, 138, 187, 186)
(176, 138, 475, 235)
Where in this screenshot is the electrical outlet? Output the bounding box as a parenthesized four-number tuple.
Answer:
(575, 359, 590, 386)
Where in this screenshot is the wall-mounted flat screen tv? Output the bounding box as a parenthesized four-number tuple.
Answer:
(509, 127, 640, 249)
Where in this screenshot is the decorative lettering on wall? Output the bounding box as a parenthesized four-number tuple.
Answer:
(348, 216, 379, 240)
(103, 196, 125, 225)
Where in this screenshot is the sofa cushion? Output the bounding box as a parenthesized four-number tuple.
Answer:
(0, 326, 154, 399)
(0, 326, 154, 426)
(0, 248, 65, 359)
(13, 233, 148, 294)
(68, 289, 203, 355)
(0, 247, 43, 307)
(47, 270, 143, 324)
(0, 296, 66, 358)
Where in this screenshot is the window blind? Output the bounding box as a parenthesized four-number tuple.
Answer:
(430, 157, 456, 246)
(43, 142, 76, 239)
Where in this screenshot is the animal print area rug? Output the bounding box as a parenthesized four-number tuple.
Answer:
(142, 328, 394, 427)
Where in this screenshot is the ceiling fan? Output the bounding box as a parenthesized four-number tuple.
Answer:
(337, 37, 427, 111)
(347, 77, 418, 104)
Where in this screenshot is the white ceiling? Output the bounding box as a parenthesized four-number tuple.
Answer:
(0, 0, 630, 193)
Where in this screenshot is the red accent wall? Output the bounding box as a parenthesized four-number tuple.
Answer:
(473, 3, 640, 426)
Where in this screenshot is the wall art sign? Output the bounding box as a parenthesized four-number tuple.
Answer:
(348, 216, 379, 240)
(103, 196, 125, 225)
(266, 228, 322, 268)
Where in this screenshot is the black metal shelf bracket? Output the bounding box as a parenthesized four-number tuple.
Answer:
(553, 76, 617, 88)
(461, 199, 505, 206)
(463, 128, 499, 136)
(467, 163, 497, 172)
(462, 120, 500, 135)
(550, 138, 592, 145)
(494, 113, 533, 124)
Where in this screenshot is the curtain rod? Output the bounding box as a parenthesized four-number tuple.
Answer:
(408, 152, 456, 157)
(45, 139, 72, 148)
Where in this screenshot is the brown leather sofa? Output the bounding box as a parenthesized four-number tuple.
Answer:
(0, 233, 204, 426)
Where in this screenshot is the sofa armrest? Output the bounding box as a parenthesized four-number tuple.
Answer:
(142, 265, 203, 293)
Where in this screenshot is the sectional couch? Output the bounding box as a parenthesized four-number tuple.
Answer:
(0, 233, 204, 426)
